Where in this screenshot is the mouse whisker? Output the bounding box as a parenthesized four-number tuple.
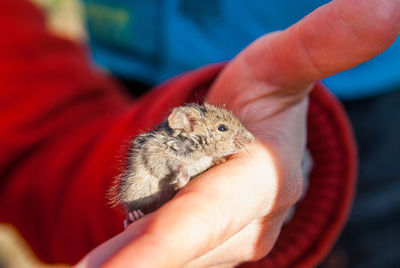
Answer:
(238, 141, 249, 154)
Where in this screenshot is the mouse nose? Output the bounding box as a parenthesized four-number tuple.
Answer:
(244, 131, 254, 144)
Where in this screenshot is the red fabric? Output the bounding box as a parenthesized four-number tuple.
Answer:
(0, 0, 357, 266)
(0, 0, 209, 263)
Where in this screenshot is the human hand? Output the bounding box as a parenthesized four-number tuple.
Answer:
(77, 0, 400, 267)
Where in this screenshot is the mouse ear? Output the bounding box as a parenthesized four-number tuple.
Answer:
(168, 108, 195, 132)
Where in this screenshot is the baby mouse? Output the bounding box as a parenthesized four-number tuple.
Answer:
(110, 103, 254, 227)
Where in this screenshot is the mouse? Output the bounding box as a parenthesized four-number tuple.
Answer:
(109, 103, 254, 227)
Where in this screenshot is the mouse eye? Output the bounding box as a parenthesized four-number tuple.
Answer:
(217, 124, 228, 132)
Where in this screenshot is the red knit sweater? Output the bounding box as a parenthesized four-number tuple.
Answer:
(0, 1, 356, 267)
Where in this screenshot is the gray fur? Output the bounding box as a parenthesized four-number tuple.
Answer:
(110, 103, 254, 215)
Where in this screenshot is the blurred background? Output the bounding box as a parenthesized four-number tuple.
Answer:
(1, 1, 399, 267)
(29, 0, 86, 42)
(0, 4, 83, 268)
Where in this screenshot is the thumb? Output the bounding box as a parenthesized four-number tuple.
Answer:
(208, 0, 400, 105)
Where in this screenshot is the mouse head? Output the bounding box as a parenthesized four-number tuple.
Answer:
(168, 103, 254, 157)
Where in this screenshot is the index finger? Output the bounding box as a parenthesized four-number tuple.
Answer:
(102, 139, 295, 268)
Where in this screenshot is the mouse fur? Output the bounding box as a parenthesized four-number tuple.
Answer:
(110, 103, 254, 216)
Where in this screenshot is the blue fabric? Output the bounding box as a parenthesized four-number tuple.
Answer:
(83, 0, 400, 100)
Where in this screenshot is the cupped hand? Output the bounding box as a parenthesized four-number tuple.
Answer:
(77, 0, 400, 267)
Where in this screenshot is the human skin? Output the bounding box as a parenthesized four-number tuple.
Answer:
(76, 0, 400, 267)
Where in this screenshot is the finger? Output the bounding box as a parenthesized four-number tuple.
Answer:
(186, 214, 287, 267)
(102, 140, 300, 268)
(248, 0, 400, 87)
(209, 0, 400, 103)
(76, 216, 151, 268)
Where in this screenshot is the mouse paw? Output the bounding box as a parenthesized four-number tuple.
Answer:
(124, 210, 145, 228)
(176, 166, 190, 189)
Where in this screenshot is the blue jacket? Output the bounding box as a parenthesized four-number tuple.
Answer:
(83, 0, 400, 100)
